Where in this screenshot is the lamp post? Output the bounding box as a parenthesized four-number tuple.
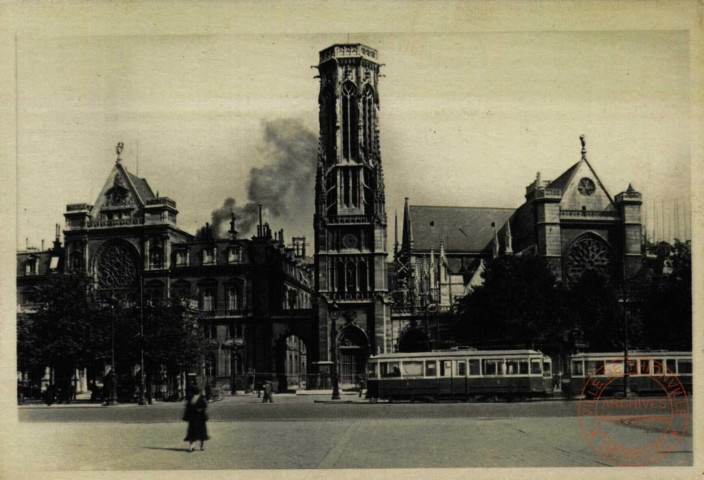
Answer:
(138, 273, 147, 405)
(329, 301, 341, 400)
(620, 281, 632, 398)
(108, 294, 118, 406)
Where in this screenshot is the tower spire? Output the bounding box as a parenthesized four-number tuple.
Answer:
(580, 134, 586, 160)
(492, 222, 499, 259)
(505, 220, 513, 255)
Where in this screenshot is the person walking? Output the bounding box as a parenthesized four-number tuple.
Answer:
(182, 386, 210, 452)
(262, 381, 274, 403)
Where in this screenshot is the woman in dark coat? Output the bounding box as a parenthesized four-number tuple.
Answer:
(183, 386, 210, 451)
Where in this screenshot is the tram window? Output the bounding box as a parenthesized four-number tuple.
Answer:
(367, 362, 378, 378)
(381, 362, 401, 377)
(652, 360, 664, 375)
(441, 360, 452, 377)
(483, 360, 497, 376)
(639, 360, 650, 375)
(586, 360, 604, 375)
(519, 360, 529, 375)
(498, 361, 505, 375)
(543, 361, 551, 376)
(532, 359, 542, 375)
(571, 361, 584, 376)
(402, 361, 423, 377)
(468, 360, 480, 376)
(425, 361, 437, 377)
(456, 361, 466, 376)
(506, 360, 519, 375)
(626, 360, 638, 375)
(666, 359, 676, 374)
(677, 360, 692, 374)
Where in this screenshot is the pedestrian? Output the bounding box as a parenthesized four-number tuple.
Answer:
(262, 381, 273, 403)
(357, 374, 366, 398)
(182, 385, 210, 452)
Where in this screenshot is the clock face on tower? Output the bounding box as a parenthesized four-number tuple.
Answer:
(110, 189, 127, 205)
(577, 177, 596, 196)
(342, 233, 359, 249)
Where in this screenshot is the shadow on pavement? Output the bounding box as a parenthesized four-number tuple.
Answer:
(143, 446, 192, 453)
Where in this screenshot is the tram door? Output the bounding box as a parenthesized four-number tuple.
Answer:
(439, 360, 453, 395)
(453, 360, 467, 396)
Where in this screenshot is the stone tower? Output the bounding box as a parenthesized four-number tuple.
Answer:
(313, 44, 390, 385)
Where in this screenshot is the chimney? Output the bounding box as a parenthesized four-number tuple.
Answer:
(41, 239, 45, 251)
(258, 204, 263, 237)
(302, 237, 306, 257)
(53, 224, 61, 250)
(280, 229, 285, 247)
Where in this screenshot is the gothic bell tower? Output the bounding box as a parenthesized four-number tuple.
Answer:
(313, 44, 390, 382)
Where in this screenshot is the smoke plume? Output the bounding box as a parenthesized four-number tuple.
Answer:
(201, 118, 317, 239)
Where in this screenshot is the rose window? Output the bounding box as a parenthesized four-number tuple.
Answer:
(96, 243, 138, 289)
(566, 235, 611, 283)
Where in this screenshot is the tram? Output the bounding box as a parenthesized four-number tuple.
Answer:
(563, 351, 692, 397)
(366, 349, 554, 401)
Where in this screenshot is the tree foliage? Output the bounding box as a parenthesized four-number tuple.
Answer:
(637, 240, 692, 350)
(19, 274, 109, 383)
(453, 255, 570, 355)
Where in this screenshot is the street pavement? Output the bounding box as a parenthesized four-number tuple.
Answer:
(8, 393, 693, 472)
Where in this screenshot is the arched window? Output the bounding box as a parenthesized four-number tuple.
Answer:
(72, 251, 83, 271)
(149, 247, 163, 269)
(144, 280, 165, 302)
(336, 259, 345, 294)
(202, 288, 215, 311)
(359, 260, 368, 292)
(362, 84, 375, 156)
(346, 260, 357, 293)
(322, 86, 337, 163)
(341, 82, 358, 162)
(227, 287, 240, 311)
(171, 280, 191, 300)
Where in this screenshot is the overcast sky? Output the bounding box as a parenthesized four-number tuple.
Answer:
(15, 30, 690, 248)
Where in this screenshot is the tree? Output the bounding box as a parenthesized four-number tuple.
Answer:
(453, 255, 569, 356)
(638, 240, 692, 350)
(23, 274, 109, 390)
(140, 299, 210, 399)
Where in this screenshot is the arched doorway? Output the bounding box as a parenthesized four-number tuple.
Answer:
(337, 326, 368, 386)
(398, 328, 430, 353)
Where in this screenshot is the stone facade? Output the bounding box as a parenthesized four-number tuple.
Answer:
(313, 44, 391, 386)
(20, 154, 315, 393)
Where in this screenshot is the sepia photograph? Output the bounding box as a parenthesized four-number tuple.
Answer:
(2, 1, 700, 478)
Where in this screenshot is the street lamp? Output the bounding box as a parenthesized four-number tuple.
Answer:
(107, 294, 118, 406)
(329, 301, 341, 400)
(138, 273, 147, 406)
(620, 281, 632, 398)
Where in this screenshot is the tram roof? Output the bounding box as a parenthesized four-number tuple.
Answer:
(369, 349, 546, 360)
(570, 351, 691, 358)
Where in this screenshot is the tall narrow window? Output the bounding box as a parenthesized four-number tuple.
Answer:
(336, 260, 345, 294)
(363, 85, 375, 156)
(202, 289, 214, 311)
(351, 169, 359, 207)
(323, 86, 336, 163)
(346, 260, 356, 293)
(359, 260, 368, 292)
(341, 82, 358, 162)
(343, 169, 351, 206)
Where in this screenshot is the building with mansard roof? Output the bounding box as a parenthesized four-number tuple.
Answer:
(18, 148, 315, 396)
(390, 135, 643, 353)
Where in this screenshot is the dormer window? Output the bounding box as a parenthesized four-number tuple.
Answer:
(25, 257, 38, 275)
(228, 246, 241, 264)
(175, 250, 189, 267)
(202, 247, 216, 265)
